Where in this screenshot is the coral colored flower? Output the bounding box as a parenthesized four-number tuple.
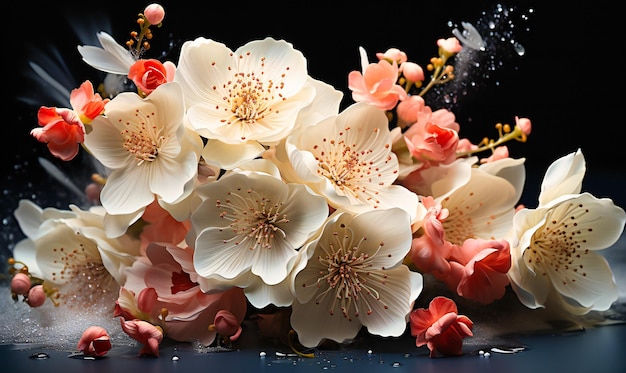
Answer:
(31, 80, 108, 161)
(404, 122, 459, 168)
(348, 47, 407, 110)
(410, 296, 473, 357)
(452, 238, 512, 304)
(143, 3, 165, 25)
(128, 59, 176, 95)
(77, 326, 112, 357)
(119, 319, 163, 357)
(10, 272, 31, 295)
(409, 196, 453, 275)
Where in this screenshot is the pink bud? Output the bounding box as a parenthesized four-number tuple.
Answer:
(376, 48, 407, 64)
(11, 272, 31, 295)
(401, 62, 424, 83)
(26, 285, 46, 307)
(515, 116, 532, 136)
(144, 3, 165, 25)
(214, 310, 243, 341)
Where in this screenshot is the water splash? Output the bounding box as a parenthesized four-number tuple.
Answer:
(429, 3, 534, 111)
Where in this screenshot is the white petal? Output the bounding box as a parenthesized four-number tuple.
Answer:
(77, 32, 135, 74)
(539, 149, 585, 205)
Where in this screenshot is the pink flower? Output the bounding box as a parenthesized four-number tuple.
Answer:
(128, 59, 176, 95)
(31, 80, 108, 161)
(396, 95, 427, 128)
(479, 145, 509, 164)
(119, 319, 163, 357)
(376, 48, 407, 64)
(77, 326, 112, 357)
(10, 272, 31, 295)
(410, 196, 453, 275)
(451, 238, 512, 304)
(25, 285, 46, 307)
(348, 59, 407, 110)
(144, 3, 165, 25)
(410, 296, 473, 357)
(437, 37, 462, 57)
(404, 122, 459, 168)
(138, 201, 191, 254)
(516, 116, 532, 136)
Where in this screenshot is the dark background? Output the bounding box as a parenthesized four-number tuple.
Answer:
(2, 1, 624, 257)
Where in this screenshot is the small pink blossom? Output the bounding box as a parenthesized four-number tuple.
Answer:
(410, 296, 473, 357)
(516, 116, 532, 136)
(144, 3, 165, 25)
(376, 48, 407, 64)
(348, 59, 407, 110)
(479, 145, 509, 164)
(128, 59, 176, 95)
(120, 319, 163, 357)
(25, 285, 46, 307)
(396, 95, 427, 128)
(10, 272, 31, 295)
(453, 238, 512, 304)
(77, 326, 112, 357)
(437, 37, 462, 57)
(410, 196, 453, 275)
(401, 61, 425, 83)
(404, 122, 459, 168)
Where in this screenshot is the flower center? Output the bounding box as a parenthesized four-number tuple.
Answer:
(49, 239, 118, 311)
(524, 202, 591, 284)
(120, 110, 166, 165)
(216, 187, 289, 250)
(313, 127, 391, 207)
(440, 192, 478, 244)
(213, 53, 290, 140)
(305, 226, 389, 320)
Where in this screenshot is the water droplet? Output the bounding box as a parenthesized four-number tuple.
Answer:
(259, 351, 266, 357)
(391, 361, 402, 367)
(367, 349, 373, 355)
(171, 355, 179, 361)
(29, 352, 49, 359)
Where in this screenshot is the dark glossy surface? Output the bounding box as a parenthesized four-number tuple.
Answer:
(2, 323, 625, 373)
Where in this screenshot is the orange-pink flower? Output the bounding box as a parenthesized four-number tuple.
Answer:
(212, 310, 243, 341)
(410, 296, 473, 357)
(77, 326, 112, 357)
(348, 59, 407, 110)
(128, 59, 176, 95)
(453, 238, 512, 304)
(31, 80, 108, 161)
(120, 319, 163, 357)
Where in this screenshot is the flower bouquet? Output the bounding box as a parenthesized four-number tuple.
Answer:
(3, 2, 625, 360)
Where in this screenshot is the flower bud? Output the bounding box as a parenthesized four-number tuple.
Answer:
(11, 272, 31, 295)
(144, 3, 165, 25)
(26, 285, 46, 307)
(515, 116, 532, 136)
(401, 62, 424, 83)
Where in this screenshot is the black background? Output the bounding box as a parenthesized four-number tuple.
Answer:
(2, 1, 625, 255)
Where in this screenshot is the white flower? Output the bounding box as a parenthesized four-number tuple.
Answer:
(77, 31, 136, 75)
(174, 37, 318, 169)
(415, 156, 525, 244)
(290, 208, 422, 347)
(190, 167, 329, 308)
(275, 101, 421, 221)
(83, 82, 203, 232)
(508, 151, 626, 316)
(12, 200, 141, 309)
